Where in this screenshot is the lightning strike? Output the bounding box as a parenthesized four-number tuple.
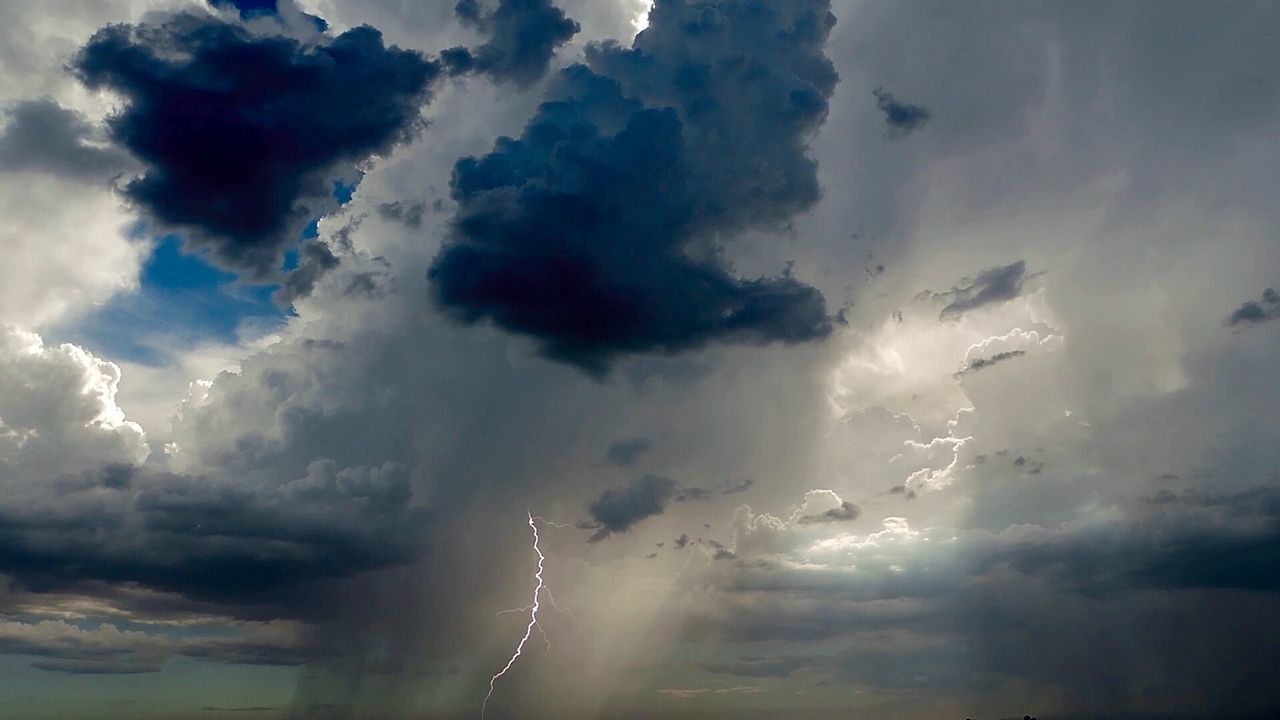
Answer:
(531, 515, 578, 529)
(481, 511, 548, 719)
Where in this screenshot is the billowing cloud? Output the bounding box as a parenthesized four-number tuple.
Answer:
(0, 324, 148, 481)
(2, 0, 1280, 716)
(72, 13, 440, 278)
(795, 499, 859, 524)
(443, 0, 579, 87)
(0, 327, 422, 615)
(429, 0, 839, 373)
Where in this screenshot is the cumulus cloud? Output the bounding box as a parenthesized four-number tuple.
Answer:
(586, 474, 679, 541)
(872, 86, 930, 137)
(0, 327, 423, 617)
(730, 489, 863, 556)
(72, 13, 440, 279)
(796, 499, 860, 524)
(0, 620, 171, 674)
(443, 0, 580, 87)
(429, 0, 839, 372)
(0, 324, 148, 480)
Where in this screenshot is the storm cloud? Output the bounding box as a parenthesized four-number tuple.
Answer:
(442, 0, 580, 87)
(872, 86, 930, 137)
(924, 260, 1032, 321)
(586, 474, 678, 541)
(429, 0, 839, 372)
(1226, 287, 1279, 327)
(72, 13, 440, 278)
(954, 349, 1027, 377)
(0, 461, 425, 613)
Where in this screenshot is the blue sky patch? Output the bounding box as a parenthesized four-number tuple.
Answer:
(60, 236, 287, 366)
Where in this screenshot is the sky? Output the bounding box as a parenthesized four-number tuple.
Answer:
(0, 1, 1278, 719)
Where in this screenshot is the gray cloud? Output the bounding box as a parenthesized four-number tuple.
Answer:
(923, 260, 1032, 321)
(0, 99, 130, 180)
(1226, 287, 1279, 327)
(0, 619, 318, 675)
(428, 0, 839, 373)
(872, 86, 930, 137)
(675, 486, 712, 502)
(443, 0, 579, 87)
(687, 485, 1280, 712)
(953, 349, 1028, 377)
(603, 436, 652, 467)
(0, 461, 424, 615)
(586, 474, 677, 542)
(795, 500, 860, 524)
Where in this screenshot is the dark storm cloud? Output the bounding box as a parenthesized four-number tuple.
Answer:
(953, 349, 1027, 377)
(685, 489, 1280, 717)
(713, 488, 1280, 632)
(586, 474, 677, 542)
(603, 436, 652, 467)
(872, 86, 930, 137)
(986, 486, 1280, 595)
(429, 0, 839, 373)
(208, 0, 279, 18)
(72, 14, 439, 279)
(922, 260, 1032, 321)
(0, 99, 130, 180)
(0, 462, 425, 614)
(442, 0, 579, 87)
(1225, 287, 1279, 327)
(795, 500, 860, 524)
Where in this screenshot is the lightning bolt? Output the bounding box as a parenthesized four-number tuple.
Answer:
(481, 511, 547, 719)
(531, 515, 577, 529)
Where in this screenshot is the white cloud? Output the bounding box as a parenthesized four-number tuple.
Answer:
(0, 325, 148, 480)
